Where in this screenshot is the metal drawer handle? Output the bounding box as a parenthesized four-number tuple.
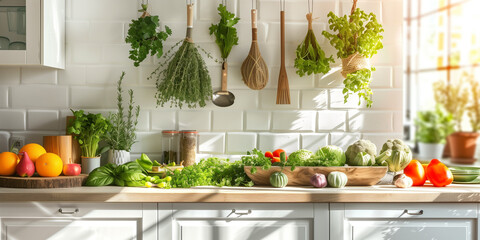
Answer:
(227, 209, 252, 217)
(403, 209, 423, 216)
(58, 208, 79, 215)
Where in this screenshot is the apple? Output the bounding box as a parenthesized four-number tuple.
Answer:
(63, 164, 81, 176)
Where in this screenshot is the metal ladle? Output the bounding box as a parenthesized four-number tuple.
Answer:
(212, 61, 235, 107)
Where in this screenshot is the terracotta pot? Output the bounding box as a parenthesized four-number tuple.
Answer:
(448, 132, 480, 159)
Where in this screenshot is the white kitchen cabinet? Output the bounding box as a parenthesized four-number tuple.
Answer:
(0, 0, 65, 68)
(166, 203, 329, 240)
(0, 202, 157, 240)
(330, 203, 478, 240)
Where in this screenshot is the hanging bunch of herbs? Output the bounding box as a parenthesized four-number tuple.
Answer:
(149, 3, 214, 109)
(104, 72, 140, 152)
(209, 3, 240, 60)
(322, 0, 383, 107)
(294, 2, 334, 77)
(125, 3, 172, 67)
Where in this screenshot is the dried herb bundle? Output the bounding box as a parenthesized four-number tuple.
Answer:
(149, 4, 213, 109)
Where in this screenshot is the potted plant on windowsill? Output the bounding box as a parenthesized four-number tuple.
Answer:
(104, 72, 140, 165)
(67, 110, 111, 174)
(415, 106, 454, 159)
(434, 72, 480, 163)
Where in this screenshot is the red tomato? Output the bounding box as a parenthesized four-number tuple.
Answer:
(426, 159, 453, 187)
(403, 160, 427, 186)
(271, 157, 281, 163)
(272, 149, 285, 158)
(265, 151, 274, 160)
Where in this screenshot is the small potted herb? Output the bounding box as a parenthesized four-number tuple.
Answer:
(67, 110, 111, 174)
(434, 72, 479, 163)
(415, 106, 454, 159)
(105, 72, 140, 165)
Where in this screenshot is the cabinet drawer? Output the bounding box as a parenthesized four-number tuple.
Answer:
(172, 203, 315, 219)
(0, 202, 143, 218)
(344, 203, 477, 219)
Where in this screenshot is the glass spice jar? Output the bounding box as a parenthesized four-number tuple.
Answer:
(180, 130, 197, 167)
(162, 130, 180, 164)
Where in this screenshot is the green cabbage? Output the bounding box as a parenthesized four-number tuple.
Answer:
(376, 139, 412, 172)
(288, 149, 314, 162)
(345, 139, 377, 166)
(314, 145, 346, 166)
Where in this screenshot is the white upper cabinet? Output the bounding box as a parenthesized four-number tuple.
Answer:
(0, 0, 65, 69)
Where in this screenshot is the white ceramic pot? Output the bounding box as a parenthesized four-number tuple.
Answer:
(418, 142, 445, 160)
(107, 150, 131, 165)
(81, 156, 100, 174)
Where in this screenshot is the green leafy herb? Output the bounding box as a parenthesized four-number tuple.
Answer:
(295, 14, 334, 77)
(209, 4, 240, 60)
(67, 110, 111, 158)
(415, 106, 454, 144)
(125, 5, 172, 67)
(167, 158, 254, 188)
(104, 72, 140, 151)
(322, 8, 384, 107)
(85, 163, 116, 186)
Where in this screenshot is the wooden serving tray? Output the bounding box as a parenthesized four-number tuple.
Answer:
(244, 166, 387, 186)
(0, 174, 88, 188)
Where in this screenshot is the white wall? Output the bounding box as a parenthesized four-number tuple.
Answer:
(0, 0, 403, 160)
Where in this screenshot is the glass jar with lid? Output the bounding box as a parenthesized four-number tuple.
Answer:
(180, 130, 197, 167)
(162, 130, 180, 164)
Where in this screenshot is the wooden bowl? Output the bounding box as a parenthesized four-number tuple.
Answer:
(244, 166, 387, 186)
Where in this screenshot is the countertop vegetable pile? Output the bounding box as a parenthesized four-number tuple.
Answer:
(84, 138, 459, 189)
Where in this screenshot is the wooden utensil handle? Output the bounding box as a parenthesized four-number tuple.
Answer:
(251, 9, 257, 29)
(221, 61, 228, 92)
(280, 11, 285, 65)
(187, 4, 194, 28)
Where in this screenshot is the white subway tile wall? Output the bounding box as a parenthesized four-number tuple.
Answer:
(0, 0, 403, 158)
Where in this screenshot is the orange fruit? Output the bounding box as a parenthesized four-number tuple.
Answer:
(0, 152, 19, 176)
(35, 153, 63, 177)
(19, 143, 46, 163)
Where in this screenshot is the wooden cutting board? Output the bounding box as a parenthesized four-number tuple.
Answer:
(244, 166, 387, 186)
(0, 175, 88, 188)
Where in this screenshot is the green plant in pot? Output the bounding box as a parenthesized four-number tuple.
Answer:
(434, 71, 479, 163)
(67, 110, 111, 174)
(104, 72, 140, 165)
(415, 106, 454, 160)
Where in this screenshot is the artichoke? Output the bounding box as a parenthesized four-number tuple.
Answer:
(345, 139, 377, 166)
(376, 139, 412, 172)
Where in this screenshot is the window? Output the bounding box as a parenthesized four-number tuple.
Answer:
(404, 0, 480, 139)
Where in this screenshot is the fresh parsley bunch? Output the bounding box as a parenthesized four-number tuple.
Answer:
(209, 4, 239, 60)
(125, 4, 172, 67)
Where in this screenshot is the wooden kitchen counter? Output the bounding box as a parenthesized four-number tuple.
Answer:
(2, 184, 480, 203)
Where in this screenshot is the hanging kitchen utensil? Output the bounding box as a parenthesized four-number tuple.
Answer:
(149, 0, 213, 109)
(241, 0, 269, 90)
(276, 0, 290, 104)
(212, 62, 235, 107)
(210, 0, 239, 107)
(294, 0, 334, 77)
